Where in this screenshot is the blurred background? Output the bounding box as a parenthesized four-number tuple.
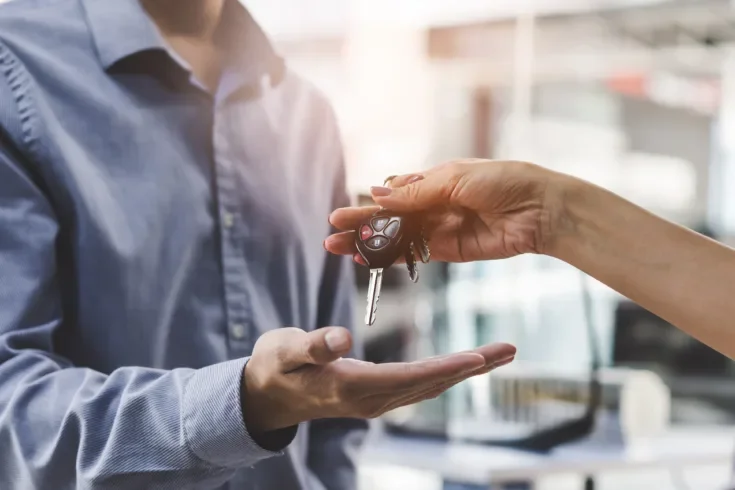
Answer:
(3, 0, 733, 487)
(244, 0, 735, 489)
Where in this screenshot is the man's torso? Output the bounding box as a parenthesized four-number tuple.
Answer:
(0, 0, 350, 488)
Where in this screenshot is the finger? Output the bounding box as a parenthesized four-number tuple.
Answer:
(471, 343, 517, 366)
(276, 326, 353, 372)
(329, 206, 380, 232)
(324, 231, 357, 255)
(326, 171, 434, 233)
(321, 238, 406, 267)
(340, 352, 486, 392)
(383, 356, 516, 413)
(323, 234, 406, 266)
(398, 344, 515, 372)
(384, 173, 425, 189)
(353, 253, 407, 266)
(385, 161, 458, 189)
(370, 165, 463, 212)
(323, 231, 408, 261)
(408, 344, 506, 365)
(392, 354, 515, 402)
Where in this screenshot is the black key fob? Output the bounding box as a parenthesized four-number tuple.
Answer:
(355, 209, 416, 269)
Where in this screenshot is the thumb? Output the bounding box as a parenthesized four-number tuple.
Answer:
(278, 327, 353, 371)
(370, 172, 449, 212)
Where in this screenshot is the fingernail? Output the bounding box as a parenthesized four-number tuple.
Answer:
(407, 174, 424, 184)
(370, 186, 392, 197)
(325, 330, 350, 352)
(353, 254, 366, 266)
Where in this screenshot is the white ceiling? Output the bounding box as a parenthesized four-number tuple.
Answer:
(0, 1, 680, 36)
(244, 0, 675, 39)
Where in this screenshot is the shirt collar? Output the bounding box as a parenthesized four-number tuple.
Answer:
(81, 0, 166, 70)
(81, 0, 282, 82)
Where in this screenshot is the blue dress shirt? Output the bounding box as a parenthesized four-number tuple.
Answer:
(0, 0, 367, 489)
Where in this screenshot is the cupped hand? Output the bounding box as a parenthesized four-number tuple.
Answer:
(242, 326, 516, 434)
(325, 159, 562, 264)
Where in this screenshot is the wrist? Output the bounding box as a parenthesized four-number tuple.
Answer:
(241, 362, 292, 436)
(539, 171, 587, 260)
(240, 370, 299, 451)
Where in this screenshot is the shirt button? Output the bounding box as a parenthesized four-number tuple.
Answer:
(230, 323, 245, 339)
(222, 212, 234, 229)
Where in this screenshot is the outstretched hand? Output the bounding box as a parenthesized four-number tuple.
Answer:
(325, 159, 561, 265)
(242, 326, 515, 434)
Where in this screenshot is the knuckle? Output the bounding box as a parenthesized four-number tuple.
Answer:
(253, 329, 277, 350)
(447, 162, 466, 182)
(404, 182, 422, 201)
(434, 158, 460, 171)
(266, 327, 305, 360)
(443, 163, 468, 200)
(303, 339, 320, 362)
(273, 344, 290, 365)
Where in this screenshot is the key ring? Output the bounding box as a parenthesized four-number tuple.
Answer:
(379, 175, 431, 263)
(375, 176, 398, 213)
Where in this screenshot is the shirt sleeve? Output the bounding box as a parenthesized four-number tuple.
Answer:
(306, 147, 370, 490)
(0, 138, 282, 489)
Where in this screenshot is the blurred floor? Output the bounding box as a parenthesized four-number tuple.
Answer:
(358, 463, 732, 490)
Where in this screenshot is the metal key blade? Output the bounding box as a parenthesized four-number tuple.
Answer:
(418, 227, 431, 263)
(365, 268, 384, 325)
(406, 241, 419, 283)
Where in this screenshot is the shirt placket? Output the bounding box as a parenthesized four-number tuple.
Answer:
(212, 103, 253, 356)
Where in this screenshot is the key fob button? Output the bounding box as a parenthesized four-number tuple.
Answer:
(384, 220, 400, 238)
(366, 236, 389, 249)
(372, 217, 389, 231)
(360, 224, 373, 241)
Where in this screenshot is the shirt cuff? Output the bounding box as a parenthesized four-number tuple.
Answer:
(182, 358, 293, 468)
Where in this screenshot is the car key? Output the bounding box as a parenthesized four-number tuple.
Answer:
(355, 209, 418, 325)
(416, 227, 431, 263)
(405, 241, 418, 283)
